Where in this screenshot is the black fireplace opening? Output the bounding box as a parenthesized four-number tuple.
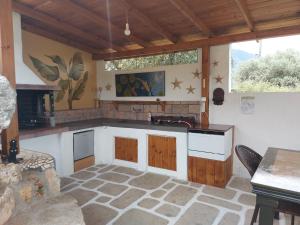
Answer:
(17, 90, 55, 129)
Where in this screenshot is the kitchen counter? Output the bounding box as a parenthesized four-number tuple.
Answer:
(19, 118, 233, 140)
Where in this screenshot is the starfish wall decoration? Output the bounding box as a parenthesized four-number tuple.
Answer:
(105, 83, 112, 91)
(171, 78, 183, 89)
(186, 85, 196, 94)
(192, 69, 201, 79)
(214, 74, 224, 83)
(212, 60, 219, 67)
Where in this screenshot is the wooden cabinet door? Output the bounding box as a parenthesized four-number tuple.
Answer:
(115, 137, 138, 162)
(148, 135, 176, 171)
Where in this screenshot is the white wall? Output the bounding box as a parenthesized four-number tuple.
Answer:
(209, 45, 300, 177)
(96, 45, 300, 178)
(96, 50, 202, 101)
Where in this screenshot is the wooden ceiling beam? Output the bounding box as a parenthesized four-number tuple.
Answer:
(118, 0, 178, 44)
(169, 0, 213, 36)
(52, 0, 151, 48)
(93, 24, 300, 60)
(12, 1, 125, 52)
(22, 23, 102, 54)
(234, 0, 255, 31)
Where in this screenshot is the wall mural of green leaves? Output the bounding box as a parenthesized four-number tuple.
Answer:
(30, 52, 89, 110)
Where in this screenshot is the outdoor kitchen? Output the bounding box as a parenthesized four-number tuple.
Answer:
(0, 0, 300, 225)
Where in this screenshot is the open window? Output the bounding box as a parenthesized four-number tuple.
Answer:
(230, 35, 300, 93)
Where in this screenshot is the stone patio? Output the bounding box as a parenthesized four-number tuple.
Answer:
(62, 164, 300, 225)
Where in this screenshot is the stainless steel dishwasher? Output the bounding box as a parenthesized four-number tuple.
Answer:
(73, 130, 94, 161)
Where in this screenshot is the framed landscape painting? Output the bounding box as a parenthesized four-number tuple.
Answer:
(115, 71, 165, 97)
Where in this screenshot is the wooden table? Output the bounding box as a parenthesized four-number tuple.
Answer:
(251, 148, 300, 225)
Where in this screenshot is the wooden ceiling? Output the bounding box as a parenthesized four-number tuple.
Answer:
(14, 0, 300, 60)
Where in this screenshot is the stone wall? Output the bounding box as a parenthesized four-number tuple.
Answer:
(54, 101, 200, 124)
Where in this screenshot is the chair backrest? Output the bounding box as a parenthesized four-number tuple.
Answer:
(235, 145, 263, 177)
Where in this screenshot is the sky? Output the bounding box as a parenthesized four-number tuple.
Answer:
(231, 34, 300, 56)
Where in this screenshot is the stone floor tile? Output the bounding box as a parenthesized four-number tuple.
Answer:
(113, 166, 143, 176)
(238, 193, 256, 206)
(110, 188, 146, 209)
(113, 208, 168, 225)
(98, 172, 129, 183)
(175, 202, 219, 225)
(98, 165, 116, 173)
(70, 171, 96, 180)
(198, 195, 242, 211)
(244, 208, 255, 225)
(138, 198, 160, 209)
(96, 196, 112, 203)
(228, 177, 252, 193)
(86, 167, 99, 172)
(98, 183, 128, 196)
(60, 177, 75, 188)
(82, 203, 118, 225)
(95, 164, 107, 168)
(66, 188, 97, 206)
(190, 182, 203, 188)
(202, 185, 236, 200)
(82, 179, 104, 189)
(155, 204, 180, 217)
(150, 189, 167, 198)
(164, 185, 197, 206)
(129, 173, 169, 190)
(172, 179, 189, 185)
(162, 183, 176, 190)
(61, 183, 79, 192)
(218, 212, 240, 225)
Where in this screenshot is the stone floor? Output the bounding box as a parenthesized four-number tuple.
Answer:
(61, 164, 300, 225)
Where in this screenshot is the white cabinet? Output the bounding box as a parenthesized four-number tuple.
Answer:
(188, 129, 233, 161)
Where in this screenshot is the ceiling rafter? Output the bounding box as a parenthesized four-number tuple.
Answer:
(234, 0, 255, 31)
(118, 0, 178, 44)
(33, 0, 52, 10)
(169, 0, 213, 36)
(22, 23, 102, 53)
(93, 24, 300, 60)
(12, 1, 125, 52)
(52, 0, 151, 48)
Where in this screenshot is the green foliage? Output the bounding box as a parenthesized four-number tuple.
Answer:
(105, 50, 198, 71)
(69, 52, 84, 80)
(71, 71, 88, 100)
(30, 52, 88, 109)
(45, 55, 67, 73)
(234, 49, 300, 92)
(29, 56, 60, 81)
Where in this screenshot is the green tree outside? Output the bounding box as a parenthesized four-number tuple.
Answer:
(233, 49, 300, 92)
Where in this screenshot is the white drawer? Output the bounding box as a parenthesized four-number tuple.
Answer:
(188, 129, 232, 156)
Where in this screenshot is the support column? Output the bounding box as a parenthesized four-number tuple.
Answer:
(201, 45, 210, 126)
(0, 0, 20, 156)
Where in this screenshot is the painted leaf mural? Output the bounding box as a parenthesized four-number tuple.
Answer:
(46, 55, 67, 73)
(69, 52, 84, 80)
(30, 52, 89, 110)
(72, 71, 88, 100)
(29, 56, 60, 81)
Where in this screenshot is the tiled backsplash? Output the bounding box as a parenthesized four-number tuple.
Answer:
(55, 101, 200, 124)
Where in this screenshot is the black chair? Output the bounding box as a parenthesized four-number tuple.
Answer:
(235, 145, 300, 225)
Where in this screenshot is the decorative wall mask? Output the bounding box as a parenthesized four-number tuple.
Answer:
(212, 88, 224, 105)
(30, 52, 89, 110)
